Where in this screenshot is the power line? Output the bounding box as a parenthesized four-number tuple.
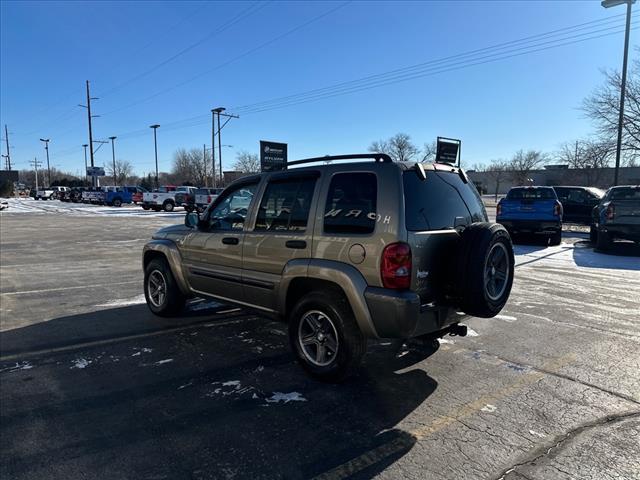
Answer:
(107, 16, 636, 140)
(101, 1, 351, 116)
(97, 1, 267, 98)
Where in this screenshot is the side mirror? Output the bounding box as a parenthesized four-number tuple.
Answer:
(185, 212, 199, 228)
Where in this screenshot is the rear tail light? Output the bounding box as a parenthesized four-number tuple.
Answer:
(207, 195, 212, 202)
(381, 243, 412, 290)
(496, 202, 502, 217)
(606, 204, 615, 220)
(553, 201, 562, 217)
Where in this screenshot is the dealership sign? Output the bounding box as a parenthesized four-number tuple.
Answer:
(260, 141, 287, 172)
(86, 166, 106, 177)
(435, 137, 461, 166)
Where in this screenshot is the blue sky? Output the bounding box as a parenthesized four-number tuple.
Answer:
(0, 0, 636, 177)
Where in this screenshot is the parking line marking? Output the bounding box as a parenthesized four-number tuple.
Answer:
(1, 281, 140, 296)
(0, 316, 254, 362)
(312, 354, 575, 480)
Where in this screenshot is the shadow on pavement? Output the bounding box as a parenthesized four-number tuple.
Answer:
(573, 240, 640, 270)
(0, 304, 439, 479)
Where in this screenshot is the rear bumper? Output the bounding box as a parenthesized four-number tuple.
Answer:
(602, 224, 640, 241)
(363, 287, 466, 338)
(498, 219, 561, 234)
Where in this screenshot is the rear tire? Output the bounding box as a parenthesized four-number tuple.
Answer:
(113, 198, 122, 207)
(589, 225, 597, 244)
(596, 230, 612, 251)
(289, 290, 367, 383)
(549, 230, 562, 246)
(163, 201, 174, 212)
(144, 258, 186, 316)
(455, 222, 514, 318)
(142, 205, 150, 210)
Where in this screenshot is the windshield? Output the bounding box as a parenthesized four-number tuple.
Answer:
(608, 186, 640, 201)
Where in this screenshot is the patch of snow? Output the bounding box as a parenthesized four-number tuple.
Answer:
(481, 404, 497, 413)
(95, 294, 146, 308)
(439, 338, 455, 344)
(71, 358, 92, 369)
(1, 361, 34, 372)
(221, 380, 240, 387)
(178, 380, 194, 390)
(466, 328, 479, 337)
(494, 314, 517, 322)
(155, 359, 174, 365)
(529, 429, 546, 438)
(265, 392, 307, 404)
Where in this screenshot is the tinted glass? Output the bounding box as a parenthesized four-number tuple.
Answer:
(255, 177, 316, 232)
(208, 183, 258, 231)
(324, 173, 377, 234)
(403, 170, 479, 231)
(507, 187, 556, 200)
(609, 187, 640, 200)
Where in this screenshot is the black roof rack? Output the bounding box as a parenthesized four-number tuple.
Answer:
(287, 153, 392, 167)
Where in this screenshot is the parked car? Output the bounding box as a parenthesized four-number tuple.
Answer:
(142, 154, 514, 381)
(142, 186, 195, 212)
(553, 186, 604, 225)
(497, 186, 563, 245)
(68, 187, 86, 203)
(104, 186, 136, 207)
(590, 185, 640, 251)
(35, 186, 70, 200)
(175, 187, 198, 213)
(194, 187, 223, 213)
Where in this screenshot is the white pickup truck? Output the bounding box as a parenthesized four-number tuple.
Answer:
(142, 186, 195, 212)
(194, 187, 223, 213)
(35, 186, 70, 200)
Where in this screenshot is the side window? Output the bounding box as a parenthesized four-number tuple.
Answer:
(555, 188, 569, 201)
(208, 183, 258, 231)
(255, 177, 317, 232)
(324, 173, 377, 234)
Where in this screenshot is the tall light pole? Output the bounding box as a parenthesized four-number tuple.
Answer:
(211, 110, 217, 188)
(39, 138, 51, 187)
(82, 144, 88, 185)
(602, 0, 635, 186)
(150, 124, 160, 188)
(109, 136, 117, 186)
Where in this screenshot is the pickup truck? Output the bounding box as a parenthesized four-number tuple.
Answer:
(175, 187, 199, 213)
(36, 186, 70, 200)
(497, 186, 563, 245)
(193, 187, 223, 213)
(141, 186, 186, 212)
(590, 185, 640, 251)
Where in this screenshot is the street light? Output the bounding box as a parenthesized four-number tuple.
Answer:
(109, 136, 117, 186)
(212, 107, 226, 187)
(150, 124, 160, 188)
(82, 144, 88, 185)
(39, 138, 51, 187)
(602, 0, 635, 185)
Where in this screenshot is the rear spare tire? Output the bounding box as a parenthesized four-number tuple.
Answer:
(455, 222, 514, 318)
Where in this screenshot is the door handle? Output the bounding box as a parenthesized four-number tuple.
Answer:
(285, 240, 307, 249)
(222, 237, 239, 245)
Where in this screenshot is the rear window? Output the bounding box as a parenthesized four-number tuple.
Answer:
(324, 173, 377, 234)
(608, 187, 640, 200)
(507, 187, 556, 200)
(195, 189, 209, 195)
(403, 170, 486, 231)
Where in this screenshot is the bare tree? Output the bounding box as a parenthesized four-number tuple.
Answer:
(368, 133, 419, 162)
(486, 160, 509, 201)
(507, 149, 548, 185)
(421, 141, 437, 162)
(171, 148, 210, 185)
(106, 159, 134, 185)
(233, 151, 260, 173)
(582, 52, 639, 166)
(556, 140, 612, 186)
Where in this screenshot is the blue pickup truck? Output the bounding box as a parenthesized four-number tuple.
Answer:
(497, 186, 563, 245)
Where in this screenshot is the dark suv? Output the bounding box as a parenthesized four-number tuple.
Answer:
(143, 154, 515, 381)
(590, 185, 640, 250)
(553, 186, 604, 224)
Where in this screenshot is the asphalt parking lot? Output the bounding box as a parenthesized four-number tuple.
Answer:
(1, 199, 640, 480)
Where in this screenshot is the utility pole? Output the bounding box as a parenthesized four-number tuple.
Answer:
(211, 111, 217, 188)
(150, 124, 160, 188)
(109, 136, 117, 186)
(212, 107, 239, 188)
(79, 80, 99, 186)
(82, 144, 88, 185)
(39, 138, 51, 187)
(30, 157, 42, 192)
(3, 125, 11, 170)
(203, 144, 208, 187)
(601, 0, 635, 185)
(575, 140, 579, 165)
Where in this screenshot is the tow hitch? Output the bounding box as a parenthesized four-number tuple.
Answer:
(449, 324, 468, 337)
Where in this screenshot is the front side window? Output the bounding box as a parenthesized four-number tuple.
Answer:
(324, 173, 377, 234)
(208, 183, 258, 231)
(255, 177, 316, 232)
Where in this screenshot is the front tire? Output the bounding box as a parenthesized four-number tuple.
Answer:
(144, 258, 186, 316)
(289, 290, 367, 383)
(163, 201, 175, 212)
(113, 198, 122, 207)
(549, 230, 562, 246)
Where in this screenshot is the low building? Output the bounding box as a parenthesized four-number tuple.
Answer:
(468, 166, 640, 195)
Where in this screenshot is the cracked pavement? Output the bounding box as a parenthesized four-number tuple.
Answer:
(1, 210, 639, 479)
